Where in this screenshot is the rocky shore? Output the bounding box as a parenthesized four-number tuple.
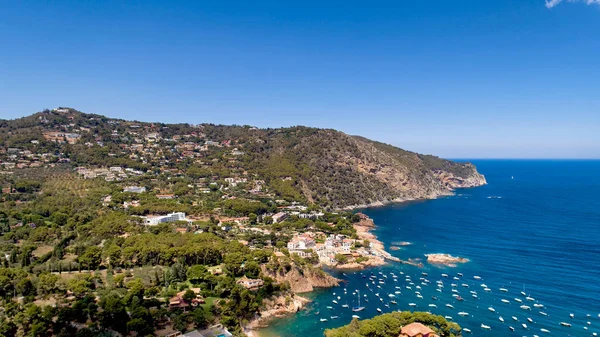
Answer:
(425, 253, 469, 267)
(243, 292, 310, 337)
(261, 264, 340, 293)
(341, 167, 487, 211)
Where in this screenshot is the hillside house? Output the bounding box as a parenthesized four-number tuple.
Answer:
(399, 323, 439, 337)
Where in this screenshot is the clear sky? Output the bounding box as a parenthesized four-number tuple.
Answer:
(1, 0, 599, 158)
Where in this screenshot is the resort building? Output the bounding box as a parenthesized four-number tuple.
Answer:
(124, 186, 146, 193)
(287, 234, 316, 250)
(144, 212, 191, 225)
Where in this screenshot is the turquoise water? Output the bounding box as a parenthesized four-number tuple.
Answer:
(260, 160, 600, 337)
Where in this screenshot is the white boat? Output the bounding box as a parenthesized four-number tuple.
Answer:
(512, 316, 518, 321)
(501, 299, 510, 304)
(526, 296, 535, 301)
(522, 323, 528, 329)
(341, 304, 349, 308)
(540, 328, 550, 333)
(444, 316, 453, 321)
(569, 313, 574, 318)
(539, 312, 548, 316)
(332, 300, 338, 304)
(514, 298, 523, 303)
(446, 304, 454, 308)
(326, 306, 333, 309)
(521, 291, 527, 296)
(509, 326, 515, 331)
(488, 307, 496, 312)
(352, 315, 360, 319)
(376, 308, 382, 313)
(320, 318, 328, 322)
(560, 322, 571, 327)
(462, 283, 469, 288)
(388, 294, 395, 298)
(499, 316, 504, 323)
(520, 305, 531, 310)
(527, 317, 533, 323)
(429, 304, 437, 308)
(458, 312, 469, 316)
(330, 316, 339, 319)
(481, 284, 488, 288)
(500, 288, 508, 292)
(474, 276, 482, 280)
(463, 328, 472, 333)
(534, 303, 544, 308)
(442, 274, 448, 277)
(409, 303, 417, 307)
(352, 290, 365, 312)
(484, 288, 492, 292)
(481, 324, 491, 330)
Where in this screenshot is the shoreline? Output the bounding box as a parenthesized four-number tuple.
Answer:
(252, 186, 484, 336)
(339, 176, 487, 211)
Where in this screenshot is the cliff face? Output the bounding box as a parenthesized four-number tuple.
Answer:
(261, 264, 340, 293)
(248, 128, 487, 209)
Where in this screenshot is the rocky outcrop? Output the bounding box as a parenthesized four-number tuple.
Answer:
(261, 264, 340, 293)
(425, 253, 470, 267)
(243, 291, 310, 336)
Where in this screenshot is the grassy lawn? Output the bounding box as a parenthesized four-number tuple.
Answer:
(32, 245, 54, 258)
(201, 296, 218, 310)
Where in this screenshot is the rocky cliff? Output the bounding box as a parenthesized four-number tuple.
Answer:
(245, 128, 487, 209)
(261, 264, 340, 293)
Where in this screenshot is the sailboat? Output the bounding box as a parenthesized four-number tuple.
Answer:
(352, 290, 365, 312)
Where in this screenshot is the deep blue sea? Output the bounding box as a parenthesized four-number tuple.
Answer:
(260, 160, 600, 337)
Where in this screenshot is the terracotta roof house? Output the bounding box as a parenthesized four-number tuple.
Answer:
(168, 288, 204, 311)
(400, 322, 439, 337)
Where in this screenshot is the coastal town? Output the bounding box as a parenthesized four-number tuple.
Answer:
(1, 108, 447, 337)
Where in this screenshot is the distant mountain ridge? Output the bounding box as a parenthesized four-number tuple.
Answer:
(0, 108, 486, 209)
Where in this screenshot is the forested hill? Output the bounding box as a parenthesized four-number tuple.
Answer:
(0, 108, 486, 209)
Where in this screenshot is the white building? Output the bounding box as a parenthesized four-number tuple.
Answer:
(144, 212, 190, 225)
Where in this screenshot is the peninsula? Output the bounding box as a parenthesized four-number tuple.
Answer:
(0, 108, 486, 336)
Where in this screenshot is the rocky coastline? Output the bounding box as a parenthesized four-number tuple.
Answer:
(243, 292, 311, 337)
(425, 253, 470, 267)
(341, 168, 487, 211)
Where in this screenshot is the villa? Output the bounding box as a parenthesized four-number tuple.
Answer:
(399, 322, 439, 337)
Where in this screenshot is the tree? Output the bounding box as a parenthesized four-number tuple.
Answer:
(334, 253, 348, 265)
(36, 273, 59, 296)
(186, 265, 208, 284)
(182, 289, 196, 303)
(78, 246, 102, 270)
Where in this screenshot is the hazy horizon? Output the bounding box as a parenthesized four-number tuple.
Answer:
(1, 0, 599, 159)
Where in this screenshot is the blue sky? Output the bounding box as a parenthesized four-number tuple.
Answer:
(1, 0, 599, 158)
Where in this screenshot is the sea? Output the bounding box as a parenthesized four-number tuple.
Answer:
(259, 160, 600, 337)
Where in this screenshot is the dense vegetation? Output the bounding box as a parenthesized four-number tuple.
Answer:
(1, 108, 483, 209)
(325, 311, 462, 337)
(0, 108, 483, 336)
